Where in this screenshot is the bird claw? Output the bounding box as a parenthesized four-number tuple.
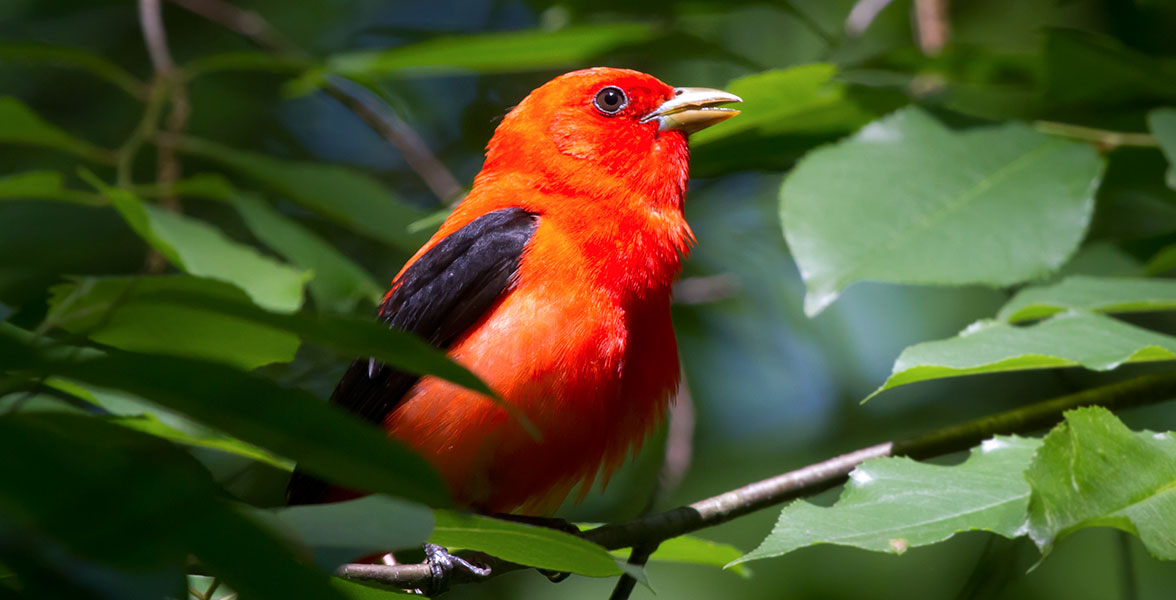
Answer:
(422, 543, 491, 596)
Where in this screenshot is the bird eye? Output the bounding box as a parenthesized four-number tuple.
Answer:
(593, 86, 627, 115)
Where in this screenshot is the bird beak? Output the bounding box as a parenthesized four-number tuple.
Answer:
(643, 87, 743, 134)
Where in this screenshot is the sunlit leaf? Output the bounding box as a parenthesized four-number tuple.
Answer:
(264, 496, 433, 569)
(782, 106, 1103, 316)
(232, 193, 384, 312)
(86, 176, 311, 314)
(998, 276, 1176, 322)
(607, 534, 750, 577)
(736, 436, 1040, 563)
(430, 511, 621, 577)
(870, 312, 1176, 399)
(0, 43, 146, 97)
(0, 332, 451, 508)
(111, 414, 293, 470)
(46, 276, 300, 369)
(1150, 107, 1176, 190)
(691, 64, 893, 176)
(175, 137, 424, 249)
(0, 97, 112, 162)
(1027, 407, 1176, 560)
(296, 23, 655, 92)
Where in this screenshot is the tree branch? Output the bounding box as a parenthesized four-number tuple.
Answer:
(339, 371, 1176, 592)
(167, 0, 464, 203)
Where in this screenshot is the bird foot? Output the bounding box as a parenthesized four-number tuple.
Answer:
(422, 543, 491, 596)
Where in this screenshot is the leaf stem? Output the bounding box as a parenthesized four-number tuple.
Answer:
(1033, 120, 1159, 149)
(339, 371, 1176, 591)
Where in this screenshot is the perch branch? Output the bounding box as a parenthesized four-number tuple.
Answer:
(339, 371, 1176, 592)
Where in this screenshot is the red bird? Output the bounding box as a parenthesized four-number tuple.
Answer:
(288, 67, 740, 515)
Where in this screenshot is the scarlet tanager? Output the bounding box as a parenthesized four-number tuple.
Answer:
(287, 67, 741, 516)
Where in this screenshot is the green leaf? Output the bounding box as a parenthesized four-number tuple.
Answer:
(42, 377, 292, 469)
(308, 23, 654, 86)
(87, 177, 311, 314)
(690, 65, 891, 175)
(46, 276, 300, 370)
(232, 192, 384, 313)
(0, 43, 145, 98)
(870, 312, 1176, 399)
(613, 535, 749, 577)
(78, 279, 490, 396)
(1026, 406, 1176, 560)
(0, 97, 112, 162)
(0, 332, 450, 508)
(430, 511, 621, 577)
(1043, 30, 1176, 106)
(1149, 107, 1176, 190)
(266, 496, 433, 569)
(0, 412, 345, 600)
(781, 106, 1103, 316)
(998, 276, 1176, 323)
(735, 436, 1040, 564)
(110, 414, 293, 470)
(175, 137, 424, 249)
(0, 171, 101, 205)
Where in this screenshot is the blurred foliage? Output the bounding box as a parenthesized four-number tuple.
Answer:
(3, 0, 1176, 599)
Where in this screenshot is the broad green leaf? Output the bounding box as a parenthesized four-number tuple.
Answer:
(232, 193, 384, 313)
(691, 65, 890, 175)
(0, 332, 450, 508)
(0, 97, 112, 162)
(430, 511, 621, 577)
(735, 436, 1040, 564)
(46, 276, 300, 369)
(870, 311, 1176, 399)
(1150, 108, 1176, 190)
(0, 412, 345, 600)
(62, 279, 491, 396)
(610, 534, 749, 577)
(175, 137, 424, 249)
(89, 178, 311, 314)
(0, 171, 101, 205)
(0, 43, 145, 97)
(301, 23, 654, 90)
(998, 276, 1176, 322)
(111, 414, 293, 470)
(782, 106, 1103, 316)
(265, 497, 433, 570)
(1027, 407, 1176, 560)
(43, 377, 291, 469)
(148, 173, 384, 311)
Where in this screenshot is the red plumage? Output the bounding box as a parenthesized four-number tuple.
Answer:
(373, 68, 739, 514)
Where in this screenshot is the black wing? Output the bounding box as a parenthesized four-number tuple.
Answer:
(286, 207, 539, 505)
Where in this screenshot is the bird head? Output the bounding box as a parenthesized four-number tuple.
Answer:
(483, 67, 741, 190)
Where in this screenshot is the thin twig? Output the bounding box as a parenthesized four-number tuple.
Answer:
(338, 371, 1176, 592)
(166, 0, 464, 203)
(1034, 121, 1159, 150)
(137, 0, 188, 272)
(914, 0, 951, 55)
(609, 541, 658, 600)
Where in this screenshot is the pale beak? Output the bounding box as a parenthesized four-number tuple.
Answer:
(643, 87, 743, 133)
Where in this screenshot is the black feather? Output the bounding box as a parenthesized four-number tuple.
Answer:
(286, 207, 538, 505)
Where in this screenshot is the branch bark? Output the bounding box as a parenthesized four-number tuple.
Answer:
(339, 371, 1176, 592)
